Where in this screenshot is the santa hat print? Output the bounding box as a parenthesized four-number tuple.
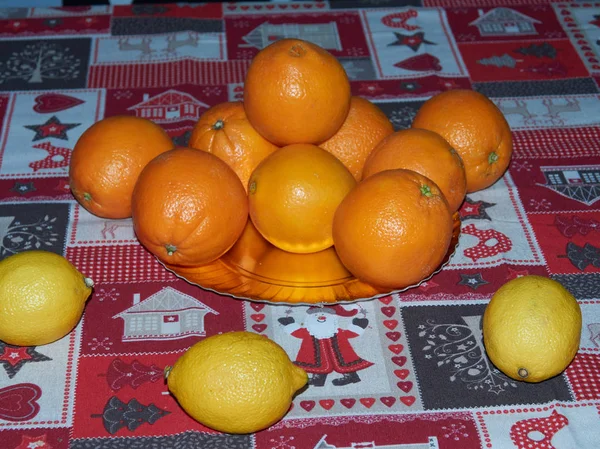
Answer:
(306, 305, 359, 317)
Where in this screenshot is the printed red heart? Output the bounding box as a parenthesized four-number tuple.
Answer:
(226, 5, 236, 10)
(251, 314, 265, 322)
(252, 324, 267, 333)
(380, 396, 396, 407)
(234, 94, 243, 100)
(292, 4, 300, 8)
(320, 399, 334, 410)
(394, 369, 409, 380)
(397, 381, 413, 393)
(266, 4, 275, 9)
(577, 40, 588, 45)
(250, 303, 265, 312)
(383, 320, 398, 330)
(253, 5, 262, 9)
(0, 383, 42, 421)
(378, 296, 393, 305)
(386, 331, 401, 342)
(300, 400, 315, 411)
(590, 58, 599, 63)
(564, 17, 574, 22)
(381, 306, 395, 317)
(574, 33, 584, 38)
(593, 65, 600, 69)
(241, 5, 249, 10)
(278, 4, 288, 8)
(360, 397, 375, 408)
(582, 46, 592, 51)
(400, 396, 416, 406)
(560, 9, 571, 15)
(340, 398, 356, 409)
(305, 4, 313, 8)
(33, 93, 84, 114)
(388, 344, 404, 354)
(585, 52, 595, 57)
(394, 53, 442, 72)
(391, 356, 407, 366)
(567, 23, 577, 27)
(316, 3, 325, 7)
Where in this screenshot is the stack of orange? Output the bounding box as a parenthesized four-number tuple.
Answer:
(68, 38, 512, 293)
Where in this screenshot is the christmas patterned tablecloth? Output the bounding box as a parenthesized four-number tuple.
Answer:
(1, 1, 600, 448)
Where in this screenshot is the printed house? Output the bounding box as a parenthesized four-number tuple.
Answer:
(113, 287, 219, 342)
(127, 90, 208, 122)
(241, 22, 342, 51)
(539, 165, 600, 206)
(469, 8, 541, 36)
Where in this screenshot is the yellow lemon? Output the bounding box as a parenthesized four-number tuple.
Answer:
(483, 275, 581, 383)
(166, 331, 307, 434)
(0, 250, 94, 346)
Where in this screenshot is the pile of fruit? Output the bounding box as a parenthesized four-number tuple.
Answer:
(0, 38, 583, 436)
(69, 38, 513, 291)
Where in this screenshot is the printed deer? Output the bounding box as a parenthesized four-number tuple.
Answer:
(542, 98, 580, 125)
(165, 32, 200, 55)
(588, 323, 600, 347)
(496, 99, 537, 126)
(101, 220, 133, 240)
(118, 37, 154, 60)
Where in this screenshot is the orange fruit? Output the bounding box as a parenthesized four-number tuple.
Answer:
(411, 89, 512, 193)
(131, 147, 248, 267)
(320, 96, 394, 181)
(333, 169, 453, 289)
(69, 115, 174, 219)
(188, 101, 278, 192)
(243, 38, 351, 146)
(248, 143, 356, 254)
(362, 128, 467, 212)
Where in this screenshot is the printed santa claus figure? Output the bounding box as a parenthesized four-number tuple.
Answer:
(278, 305, 373, 387)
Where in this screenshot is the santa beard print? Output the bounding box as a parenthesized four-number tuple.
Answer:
(306, 313, 338, 339)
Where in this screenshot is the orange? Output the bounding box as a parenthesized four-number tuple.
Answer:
(243, 38, 351, 146)
(69, 115, 174, 219)
(333, 169, 453, 289)
(362, 128, 467, 212)
(248, 143, 356, 254)
(131, 147, 248, 267)
(320, 96, 394, 181)
(188, 101, 278, 192)
(411, 89, 512, 193)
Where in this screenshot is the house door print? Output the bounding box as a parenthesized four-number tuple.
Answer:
(161, 314, 181, 334)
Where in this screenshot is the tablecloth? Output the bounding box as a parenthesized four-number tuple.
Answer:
(0, 0, 599, 448)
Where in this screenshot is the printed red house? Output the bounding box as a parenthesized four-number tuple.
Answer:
(469, 8, 540, 36)
(127, 90, 208, 123)
(112, 287, 219, 342)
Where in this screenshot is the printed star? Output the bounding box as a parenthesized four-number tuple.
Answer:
(388, 31, 436, 52)
(24, 116, 80, 142)
(459, 197, 495, 221)
(0, 342, 51, 379)
(10, 181, 36, 195)
(456, 343, 468, 350)
(400, 80, 421, 92)
(488, 383, 505, 395)
(458, 273, 489, 290)
(15, 434, 53, 449)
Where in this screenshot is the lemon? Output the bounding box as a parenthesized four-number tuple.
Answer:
(166, 331, 308, 434)
(483, 275, 581, 383)
(0, 250, 94, 346)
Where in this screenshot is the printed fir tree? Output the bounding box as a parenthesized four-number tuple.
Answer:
(92, 397, 170, 435)
(101, 358, 163, 391)
(477, 54, 517, 68)
(514, 42, 557, 59)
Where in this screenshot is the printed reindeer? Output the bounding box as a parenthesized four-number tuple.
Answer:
(118, 37, 154, 60)
(165, 32, 200, 56)
(541, 98, 580, 126)
(496, 99, 537, 126)
(100, 220, 133, 240)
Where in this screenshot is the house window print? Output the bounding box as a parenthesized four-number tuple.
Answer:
(539, 165, 600, 206)
(113, 288, 219, 342)
(127, 90, 209, 123)
(469, 8, 540, 36)
(241, 22, 343, 51)
(313, 434, 439, 449)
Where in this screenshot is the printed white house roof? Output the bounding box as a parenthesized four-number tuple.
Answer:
(469, 7, 541, 26)
(113, 286, 219, 318)
(127, 89, 209, 110)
